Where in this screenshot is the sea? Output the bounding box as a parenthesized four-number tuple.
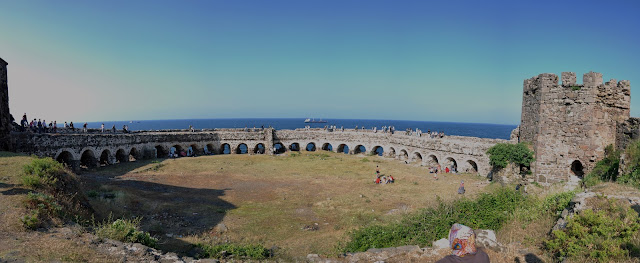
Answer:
(85, 118, 517, 140)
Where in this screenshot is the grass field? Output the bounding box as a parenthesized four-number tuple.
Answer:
(81, 151, 491, 259)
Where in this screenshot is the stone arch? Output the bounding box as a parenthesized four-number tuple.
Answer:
(306, 142, 316, 151)
(189, 144, 201, 156)
(372, 146, 384, 156)
(115, 148, 128, 163)
(337, 144, 349, 154)
(413, 152, 423, 163)
(155, 145, 167, 158)
(388, 147, 396, 157)
(80, 149, 97, 168)
(221, 143, 231, 154)
(289, 143, 300, 151)
(273, 142, 286, 154)
(56, 151, 74, 168)
(99, 149, 112, 166)
(427, 154, 439, 166)
(466, 160, 478, 174)
(444, 157, 458, 172)
(205, 143, 215, 155)
(171, 145, 184, 156)
(399, 149, 409, 160)
(570, 160, 585, 179)
(254, 143, 265, 154)
(236, 143, 248, 154)
(129, 147, 140, 161)
(321, 143, 333, 152)
(354, 145, 366, 154)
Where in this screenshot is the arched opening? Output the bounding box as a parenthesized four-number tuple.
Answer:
(171, 145, 184, 157)
(466, 160, 478, 173)
(221, 143, 231, 154)
(254, 143, 265, 154)
(306, 143, 316, 151)
(236, 143, 248, 154)
(189, 144, 201, 156)
(99, 149, 111, 166)
(155, 145, 167, 158)
(373, 146, 384, 156)
(205, 144, 215, 155)
(289, 143, 300, 151)
(115, 149, 128, 163)
(400, 150, 409, 160)
(571, 160, 584, 179)
(274, 143, 286, 154)
(129, 148, 139, 161)
(445, 157, 458, 173)
(427, 155, 439, 166)
(388, 147, 396, 157)
(338, 144, 349, 154)
(354, 145, 366, 154)
(413, 152, 423, 163)
(56, 151, 74, 168)
(80, 150, 97, 168)
(322, 143, 333, 151)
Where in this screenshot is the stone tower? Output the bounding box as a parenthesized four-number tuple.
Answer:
(519, 72, 630, 183)
(0, 57, 10, 151)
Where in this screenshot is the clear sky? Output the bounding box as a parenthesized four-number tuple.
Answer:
(2, 0, 639, 125)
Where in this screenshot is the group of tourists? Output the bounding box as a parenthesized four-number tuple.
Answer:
(168, 146, 197, 158)
(19, 113, 59, 133)
(374, 166, 395, 184)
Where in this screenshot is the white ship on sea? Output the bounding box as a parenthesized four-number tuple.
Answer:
(304, 118, 327, 123)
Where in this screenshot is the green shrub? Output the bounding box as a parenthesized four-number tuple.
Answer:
(21, 157, 65, 188)
(486, 143, 534, 169)
(583, 145, 620, 187)
(571, 85, 581, 91)
(95, 218, 157, 248)
(197, 243, 271, 260)
(343, 187, 530, 252)
(87, 190, 99, 198)
(545, 197, 640, 262)
(361, 158, 370, 162)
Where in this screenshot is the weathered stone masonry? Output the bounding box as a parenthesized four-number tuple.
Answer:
(13, 128, 501, 175)
(518, 72, 631, 183)
(0, 58, 10, 151)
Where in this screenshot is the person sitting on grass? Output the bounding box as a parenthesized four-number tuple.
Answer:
(436, 223, 490, 263)
(386, 175, 394, 183)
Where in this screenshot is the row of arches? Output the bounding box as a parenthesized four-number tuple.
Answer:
(56, 147, 141, 169)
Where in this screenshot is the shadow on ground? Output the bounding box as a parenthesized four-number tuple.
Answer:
(79, 158, 236, 257)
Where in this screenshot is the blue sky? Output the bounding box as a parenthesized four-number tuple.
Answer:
(1, 0, 639, 125)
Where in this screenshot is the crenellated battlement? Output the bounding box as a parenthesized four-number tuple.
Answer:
(519, 71, 631, 184)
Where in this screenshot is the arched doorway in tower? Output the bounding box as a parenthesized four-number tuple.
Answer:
(115, 149, 128, 163)
(254, 143, 265, 154)
(322, 143, 333, 151)
(306, 143, 316, 151)
(373, 146, 384, 156)
(273, 143, 286, 154)
(155, 145, 167, 158)
(236, 144, 248, 154)
(570, 160, 585, 179)
(221, 144, 231, 154)
(80, 150, 97, 169)
(354, 145, 366, 154)
(289, 143, 300, 151)
(56, 151, 74, 168)
(99, 149, 111, 166)
(413, 152, 423, 164)
(337, 144, 349, 154)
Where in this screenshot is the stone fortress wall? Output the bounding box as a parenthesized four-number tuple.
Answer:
(518, 72, 631, 183)
(12, 128, 502, 176)
(0, 58, 10, 151)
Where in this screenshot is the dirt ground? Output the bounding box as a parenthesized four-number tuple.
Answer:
(80, 151, 491, 260)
